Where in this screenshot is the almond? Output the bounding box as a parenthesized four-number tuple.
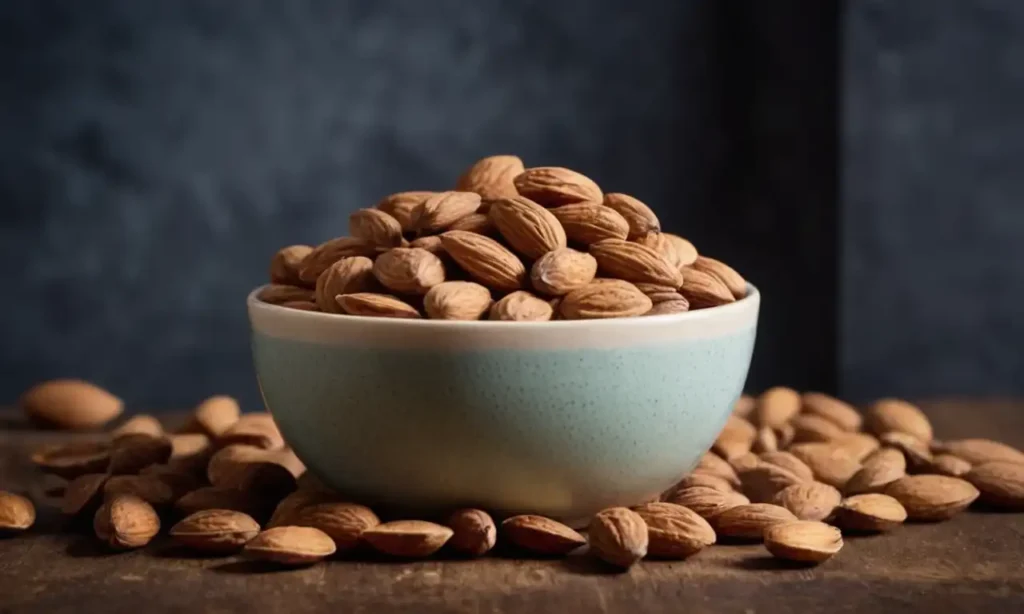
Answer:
(662, 233, 698, 267)
(865, 398, 933, 442)
(108, 434, 173, 475)
(139, 463, 203, 498)
(0, 491, 35, 532)
(446, 508, 496, 557)
(513, 167, 602, 207)
(588, 507, 648, 568)
(800, 392, 862, 431)
(258, 284, 316, 305)
(739, 463, 806, 503)
(965, 462, 1024, 509)
(347, 208, 402, 247)
(834, 432, 882, 461)
(267, 490, 336, 528)
(928, 454, 972, 477)
(94, 495, 160, 550)
(62, 473, 109, 516)
(377, 191, 435, 233)
(689, 256, 746, 299)
(694, 452, 742, 487)
(634, 283, 685, 305)
(191, 395, 241, 438)
(763, 520, 842, 564)
(440, 231, 527, 292)
(560, 279, 652, 319)
(733, 394, 756, 418)
(664, 486, 749, 521)
(752, 427, 779, 454)
(315, 256, 376, 312)
(932, 438, 1024, 466)
(635, 232, 685, 271)
(103, 475, 176, 507)
(730, 452, 761, 473)
(294, 502, 381, 551)
(633, 501, 716, 558)
(447, 212, 495, 235)
(110, 414, 164, 441)
(207, 444, 270, 485)
(646, 299, 690, 315)
(373, 247, 446, 294)
(833, 493, 907, 532)
(789, 443, 862, 489)
(680, 267, 735, 309)
(791, 414, 847, 444)
(884, 474, 979, 520)
(775, 423, 796, 448)
(456, 155, 525, 200)
(363, 520, 454, 558)
(758, 452, 816, 482)
(416, 191, 482, 233)
(602, 193, 660, 238)
(244, 526, 337, 565)
(338, 293, 421, 318)
(754, 387, 801, 429)
(773, 482, 841, 521)
(280, 300, 318, 311)
(549, 202, 630, 245)
(424, 281, 492, 320)
(21, 379, 123, 430)
(590, 239, 683, 288)
(218, 462, 297, 500)
(489, 291, 554, 321)
(531, 248, 598, 296)
(408, 235, 445, 256)
(845, 448, 906, 494)
(270, 245, 314, 286)
(489, 195, 567, 259)
(501, 515, 586, 555)
(713, 503, 797, 540)
(671, 473, 736, 494)
(169, 510, 261, 553)
(879, 431, 934, 471)
(712, 415, 757, 461)
(298, 237, 377, 283)
(219, 413, 284, 450)
(31, 441, 110, 478)
(175, 487, 269, 519)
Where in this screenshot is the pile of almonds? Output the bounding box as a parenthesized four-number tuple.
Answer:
(258, 155, 746, 320)
(2, 379, 1023, 571)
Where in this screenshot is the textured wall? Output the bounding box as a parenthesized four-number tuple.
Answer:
(843, 0, 1024, 401)
(1, 0, 837, 410)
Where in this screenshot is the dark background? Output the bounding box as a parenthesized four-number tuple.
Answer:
(1, 0, 1020, 412)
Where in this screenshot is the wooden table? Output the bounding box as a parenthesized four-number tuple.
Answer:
(1, 400, 1023, 613)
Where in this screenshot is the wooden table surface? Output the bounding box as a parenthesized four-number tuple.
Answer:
(1, 400, 1023, 614)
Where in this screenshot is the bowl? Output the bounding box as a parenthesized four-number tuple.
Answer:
(248, 285, 759, 524)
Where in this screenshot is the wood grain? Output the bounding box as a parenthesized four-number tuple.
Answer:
(1, 400, 1023, 613)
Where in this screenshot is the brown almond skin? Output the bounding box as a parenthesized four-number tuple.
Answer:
(362, 520, 454, 558)
(0, 491, 36, 532)
(800, 392, 863, 431)
(635, 232, 684, 271)
(62, 473, 109, 516)
(680, 268, 735, 309)
(932, 438, 1024, 465)
(865, 398, 934, 442)
(694, 453, 742, 487)
(489, 291, 554, 322)
(446, 509, 497, 557)
(671, 473, 736, 494)
(110, 414, 165, 441)
(258, 284, 316, 305)
(447, 212, 495, 235)
(440, 231, 527, 293)
(244, 526, 337, 565)
(294, 502, 381, 551)
(531, 248, 598, 296)
(928, 454, 973, 477)
(845, 448, 906, 495)
(218, 413, 284, 450)
(501, 515, 586, 555)
(763, 520, 843, 564)
(560, 280, 652, 320)
(297, 237, 377, 284)
(108, 434, 173, 475)
(588, 507, 648, 568)
(663, 234, 698, 267)
(602, 193, 660, 239)
(513, 167, 603, 207)
(791, 414, 848, 443)
(739, 464, 805, 503)
(489, 195, 567, 260)
(689, 255, 747, 299)
(883, 474, 979, 521)
(170, 510, 262, 553)
(758, 451, 816, 482)
(456, 155, 525, 200)
(789, 443, 862, 490)
(315, 256, 377, 313)
(712, 415, 757, 461)
(713, 503, 797, 540)
(377, 191, 435, 233)
(833, 493, 907, 532)
(103, 475, 176, 507)
(269, 245, 314, 286)
(754, 387, 801, 429)
(965, 462, 1024, 509)
(550, 202, 630, 245)
(94, 495, 160, 550)
(337, 293, 422, 318)
(664, 486, 749, 521)
(31, 441, 111, 479)
(424, 281, 492, 320)
(416, 191, 482, 233)
(192, 395, 241, 438)
(373, 247, 446, 295)
(633, 501, 716, 559)
(349, 208, 404, 247)
(646, 299, 690, 315)
(590, 239, 684, 288)
(21, 379, 124, 431)
(773, 482, 842, 521)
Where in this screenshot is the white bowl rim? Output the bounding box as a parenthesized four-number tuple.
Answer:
(247, 283, 759, 331)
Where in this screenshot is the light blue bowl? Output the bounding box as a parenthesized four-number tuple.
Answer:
(248, 285, 759, 524)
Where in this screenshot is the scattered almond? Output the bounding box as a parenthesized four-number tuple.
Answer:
(884, 474, 979, 521)
(110, 414, 164, 441)
(0, 491, 35, 532)
(866, 398, 933, 442)
(31, 441, 110, 479)
(94, 495, 160, 550)
(244, 526, 337, 565)
(733, 394, 756, 418)
(501, 515, 586, 555)
(928, 454, 972, 477)
(108, 434, 173, 475)
(773, 482, 841, 521)
(833, 432, 882, 461)
(800, 392, 862, 431)
(758, 451, 815, 482)
(754, 387, 801, 429)
(763, 520, 842, 564)
(965, 462, 1024, 509)
(833, 493, 907, 532)
(739, 463, 805, 503)
(588, 507, 648, 568)
(880, 431, 934, 471)
(729, 452, 761, 473)
(62, 473, 109, 516)
(694, 453, 742, 487)
(633, 502, 716, 559)
(712, 415, 757, 461)
(752, 427, 779, 454)
(218, 413, 283, 450)
(21, 379, 123, 430)
(170, 510, 261, 553)
(294, 502, 380, 551)
(175, 487, 268, 520)
(446, 508, 497, 557)
(489, 291, 554, 321)
(789, 443, 862, 489)
(932, 438, 1024, 466)
(664, 486, 749, 521)
(363, 520, 454, 558)
(103, 475, 176, 507)
(844, 448, 906, 495)
(671, 473, 736, 494)
(267, 490, 336, 528)
(791, 414, 847, 443)
(713, 503, 797, 540)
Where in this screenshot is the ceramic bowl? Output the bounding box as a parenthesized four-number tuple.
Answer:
(248, 285, 759, 524)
